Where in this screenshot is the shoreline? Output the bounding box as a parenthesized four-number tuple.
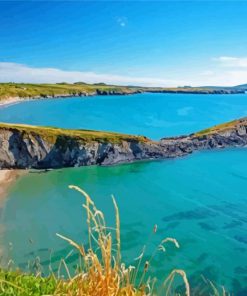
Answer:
(0, 97, 25, 108)
(0, 170, 25, 205)
(0, 88, 246, 108)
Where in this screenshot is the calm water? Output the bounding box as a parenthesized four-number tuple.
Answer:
(1, 93, 247, 139)
(0, 93, 247, 294)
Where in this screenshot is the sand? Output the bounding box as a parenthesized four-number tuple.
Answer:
(0, 97, 23, 108)
(0, 170, 25, 206)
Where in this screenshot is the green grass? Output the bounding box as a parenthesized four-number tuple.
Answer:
(194, 118, 245, 136)
(0, 269, 58, 296)
(0, 122, 149, 144)
(1, 117, 246, 146)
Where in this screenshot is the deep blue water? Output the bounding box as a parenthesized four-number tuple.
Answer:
(0, 93, 247, 294)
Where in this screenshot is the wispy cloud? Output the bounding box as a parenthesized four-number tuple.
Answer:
(0, 62, 186, 87)
(194, 68, 247, 86)
(116, 17, 127, 27)
(214, 56, 247, 68)
(0, 61, 247, 87)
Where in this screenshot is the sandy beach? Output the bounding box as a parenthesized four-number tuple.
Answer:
(0, 170, 24, 206)
(0, 97, 24, 108)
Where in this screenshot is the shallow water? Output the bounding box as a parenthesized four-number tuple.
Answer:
(0, 93, 247, 294)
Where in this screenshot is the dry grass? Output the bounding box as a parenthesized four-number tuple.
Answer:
(53, 185, 191, 296)
(0, 186, 231, 295)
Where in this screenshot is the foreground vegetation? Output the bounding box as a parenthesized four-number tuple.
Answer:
(0, 82, 246, 101)
(0, 186, 229, 295)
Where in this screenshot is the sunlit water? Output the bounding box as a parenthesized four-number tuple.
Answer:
(0, 93, 247, 294)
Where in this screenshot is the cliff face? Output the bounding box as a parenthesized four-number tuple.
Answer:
(0, 118, 246, 169)
(160, 120, 247, 157)
(0, 124, 163, 169)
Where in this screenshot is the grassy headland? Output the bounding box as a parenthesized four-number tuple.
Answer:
(0, 82, 246, 102)
(0, 122, 149, 145)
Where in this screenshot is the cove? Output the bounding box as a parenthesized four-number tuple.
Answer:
(0, 93, 247, 294)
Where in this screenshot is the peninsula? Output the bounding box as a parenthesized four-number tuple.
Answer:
(0, 118, 246, 169)
(0, 82, 247, 106)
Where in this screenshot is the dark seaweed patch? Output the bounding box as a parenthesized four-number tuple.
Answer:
(163, 207, 217, 222)
(198, 222, 216, 231)
(234, 236, 247, 244)
(224, 220, 243, 229)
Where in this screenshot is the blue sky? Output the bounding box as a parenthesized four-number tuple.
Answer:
(1, 1, 247, 86)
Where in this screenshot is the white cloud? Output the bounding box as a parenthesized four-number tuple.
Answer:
(116, 17, 127, 27)
(0, 61, 247, 88)
(0, 62, 186, 87)
(193, 69, 247, 86)
(214, 56, 247, 68)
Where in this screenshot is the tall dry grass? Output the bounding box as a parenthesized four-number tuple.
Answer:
(0, 185, 230, 295)
(53, 185, 191, 296)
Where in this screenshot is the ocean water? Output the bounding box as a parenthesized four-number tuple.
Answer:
(0, 93, 247, 294)
(0, 93, 247, 139)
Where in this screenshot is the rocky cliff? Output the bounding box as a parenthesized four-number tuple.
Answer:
(0, 118, 246, 169)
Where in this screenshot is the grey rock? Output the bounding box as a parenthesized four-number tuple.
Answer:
(0, 118, 247, 169)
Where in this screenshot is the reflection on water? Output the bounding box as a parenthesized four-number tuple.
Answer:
(0, 149, 246, 294)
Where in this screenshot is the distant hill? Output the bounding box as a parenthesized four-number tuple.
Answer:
(198, 83, 247, 91)
(0, 82, 247, 102)
(233, 83, 247, 90)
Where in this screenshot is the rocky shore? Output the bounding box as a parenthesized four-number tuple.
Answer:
(0, 118, 246, 169)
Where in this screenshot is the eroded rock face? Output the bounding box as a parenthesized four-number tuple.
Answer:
(0, 119, 247, 169)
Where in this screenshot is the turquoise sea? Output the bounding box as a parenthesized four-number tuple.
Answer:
(0, 93, 247, 294)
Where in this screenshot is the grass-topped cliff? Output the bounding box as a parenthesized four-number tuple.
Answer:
(0, 122, 149, 144)
(194, 117, 247, 136)
(0, 82, 246, 101)
(0, 118, 246, 169)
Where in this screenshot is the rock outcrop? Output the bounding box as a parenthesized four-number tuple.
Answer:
(0, 118, 246, 169)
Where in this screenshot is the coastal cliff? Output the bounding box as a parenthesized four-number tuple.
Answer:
(0, 118, 246, 169)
